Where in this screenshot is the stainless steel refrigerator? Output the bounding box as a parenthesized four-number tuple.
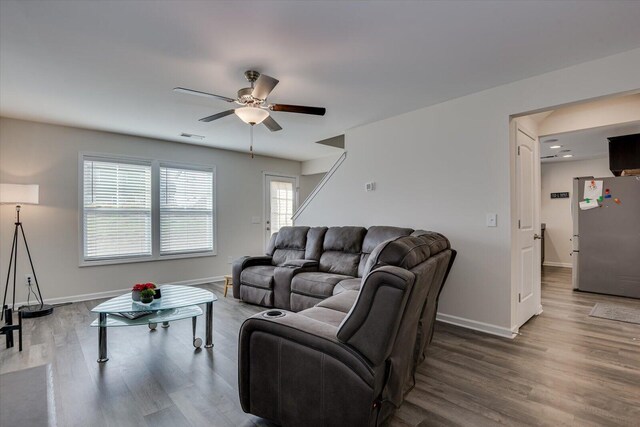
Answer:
(571, 176, 640, 298)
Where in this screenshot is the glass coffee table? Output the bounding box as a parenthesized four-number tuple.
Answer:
(90, 285, 217, 363)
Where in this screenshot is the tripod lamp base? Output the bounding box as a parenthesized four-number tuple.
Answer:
(18, 304, 54, 318)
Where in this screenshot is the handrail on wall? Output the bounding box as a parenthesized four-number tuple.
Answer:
(292, 151, 347, 222)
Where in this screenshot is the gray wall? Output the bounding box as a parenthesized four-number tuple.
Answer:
(299, 173, 325, 205)
(0, 117, 301, 303)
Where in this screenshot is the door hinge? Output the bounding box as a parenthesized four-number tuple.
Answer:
(517, 146, 520, 155)
(518, 293, 522, 303)
(518, 220, 521, 229)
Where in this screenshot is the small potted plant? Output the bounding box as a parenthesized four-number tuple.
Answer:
(132, 283, 155, 301)
(140, 288, 155, 304)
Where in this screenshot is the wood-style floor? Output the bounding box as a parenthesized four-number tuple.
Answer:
(1, 267, 639, 426)
(391, 267, 640, 427)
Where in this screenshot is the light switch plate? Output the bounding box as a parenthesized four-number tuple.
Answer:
(486, 213, 497, 227)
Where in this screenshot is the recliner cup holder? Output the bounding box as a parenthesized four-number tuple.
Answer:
(263, 310, 285, 319)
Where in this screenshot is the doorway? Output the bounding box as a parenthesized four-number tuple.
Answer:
(263, 173, 298, 245)
(511, 92, 640, 332)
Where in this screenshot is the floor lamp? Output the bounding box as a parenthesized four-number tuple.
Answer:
(0, 183, 53, 319)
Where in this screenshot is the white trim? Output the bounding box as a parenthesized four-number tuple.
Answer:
(436, 313, 518, 339)
(543, 261, 572, 268)
(14, 276, 225, 307)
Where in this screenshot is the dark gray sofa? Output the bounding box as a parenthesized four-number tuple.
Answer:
(238, 231, 456, 426)
(232, 225, 415, 311)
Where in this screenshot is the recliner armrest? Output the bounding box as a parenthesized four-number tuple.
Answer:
(281, 259, 319, 268)
(337, 265, 415, 366)
(232, 256, 273, 298)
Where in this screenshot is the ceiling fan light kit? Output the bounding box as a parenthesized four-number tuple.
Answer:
(174, 69, 326, 157)
(235, 106, 269, 125)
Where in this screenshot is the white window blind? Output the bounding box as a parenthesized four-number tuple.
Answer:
(270, 181, 294, 235)
(83, 158, 152, 261)
(160, 166, 214, 255)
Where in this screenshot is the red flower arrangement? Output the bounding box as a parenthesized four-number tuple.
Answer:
(132, 283, 156, 292)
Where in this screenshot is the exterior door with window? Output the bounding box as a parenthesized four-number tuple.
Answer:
(264, 174, 298, 245)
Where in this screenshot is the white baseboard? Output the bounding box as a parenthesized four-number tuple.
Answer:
(543, 261, 572, 268)
(13, 276, 225, 307)
(436, 313, 517, 339)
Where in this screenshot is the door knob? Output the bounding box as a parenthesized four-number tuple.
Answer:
(534, 234, 542, 240)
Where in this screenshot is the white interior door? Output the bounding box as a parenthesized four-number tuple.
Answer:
(264, 174, 298, 245)
(516, 126, 541, 327)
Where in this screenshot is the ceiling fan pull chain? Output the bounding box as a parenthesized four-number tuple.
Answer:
(250, 125, 254, 159)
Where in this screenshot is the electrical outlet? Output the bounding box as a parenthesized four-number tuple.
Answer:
(25, 274, 34, 287)
(486, 213, 497, 227)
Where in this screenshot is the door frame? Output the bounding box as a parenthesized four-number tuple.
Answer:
(262, 171, 299, 249)
(509, 118, 543, 334)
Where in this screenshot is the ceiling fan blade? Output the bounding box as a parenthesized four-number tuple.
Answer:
(270, 104, 326, 116)
(199, 109, 236, 122)
(251, 74, 279, 100)
(174, 87, 235, 103)
(262, 115, 283, 132)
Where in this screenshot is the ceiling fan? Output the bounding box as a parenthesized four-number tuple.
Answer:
(174, 70, 326, 132)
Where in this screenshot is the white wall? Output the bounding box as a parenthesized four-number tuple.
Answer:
(297, 48, 640, 337)
(301, 153, 342, 175)
(0, 118, 301, 303)
(541, 157, 613, 267)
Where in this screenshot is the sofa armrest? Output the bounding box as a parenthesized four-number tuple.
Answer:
(337, 265, 415, 366)
(232, 256, 273, 298)
(239, 311, 376, 416)
(273, 263, 318, 309)
(281, 259, 319, 268)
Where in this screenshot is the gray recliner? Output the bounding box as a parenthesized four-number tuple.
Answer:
(238, 232, 456, 426)
(233, 225, 414, 311)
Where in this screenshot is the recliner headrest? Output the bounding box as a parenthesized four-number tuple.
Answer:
(274, 226, 310, 250)
(362, 232, 450, 277)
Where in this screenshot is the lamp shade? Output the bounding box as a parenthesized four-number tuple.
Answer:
(235, 107, 269, 125)
(0, 184, 39, 205)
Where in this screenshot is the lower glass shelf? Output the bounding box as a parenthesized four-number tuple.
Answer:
(90, 306, 203, 327)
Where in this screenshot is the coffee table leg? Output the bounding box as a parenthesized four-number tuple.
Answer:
(205, 302, 213, 348)
(98, 313, 109, 363)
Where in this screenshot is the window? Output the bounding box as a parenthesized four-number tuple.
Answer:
(80, 154, 216, 265)
(160, 166, 214, 255)
(270, 180, 294, 234)
(83, 158, 152, 261)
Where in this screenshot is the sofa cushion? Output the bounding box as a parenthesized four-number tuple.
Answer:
(305, 227, 328, 261)
(323, 226, 367, 253)
(358, 226, 413, 277)
(362, 232, 450, 278)
(271, 226, 309, 265)
(319, 251, 361, 277)
(291, 272, 354, 299)
(333, 278, 362, 296)
(299, 306, 348, 328)
(290, 293, 324, 312)
(240, 265, 276, 289)
(317, 290, 359, 313)
(318, 227, 367, 276)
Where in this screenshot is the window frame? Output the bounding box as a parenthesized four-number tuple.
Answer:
(78, 152, 217, 267)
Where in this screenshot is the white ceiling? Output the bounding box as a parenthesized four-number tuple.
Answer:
(2, 1, 640, 161)
(540, 122, 640, 163)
